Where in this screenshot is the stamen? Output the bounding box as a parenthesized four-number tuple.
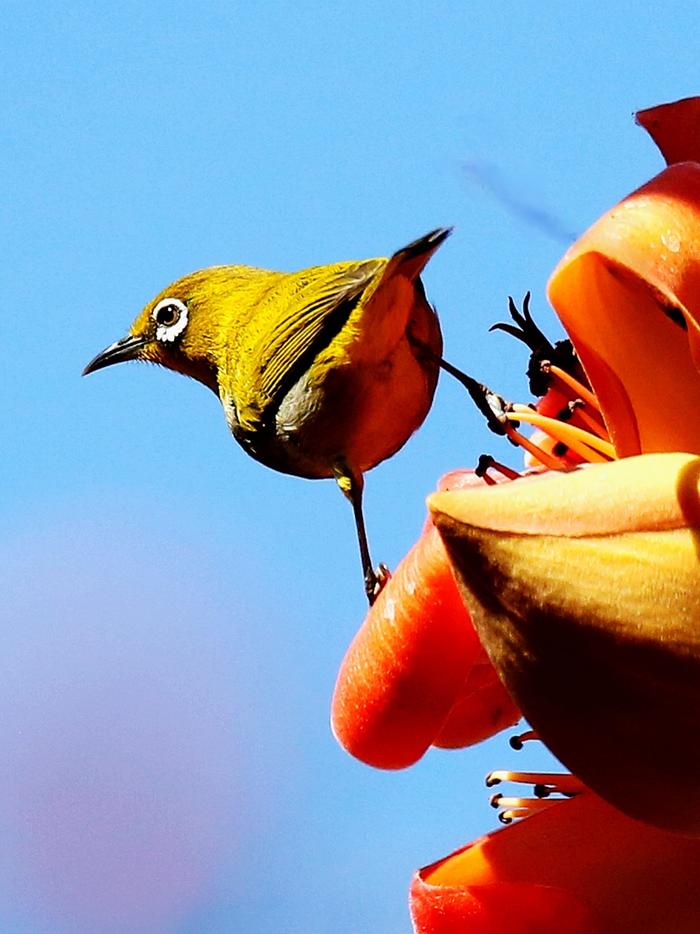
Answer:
(498, 800, 562, 824)
(507, 408, 616, 462)
(504, 423, 568, 470)
(486, 769, 582, 788)
(486, 768, 585, 823)
(488, 730, 587, 823)
(490, 792, 563, 812)
(486, 770, 585, 796)
(543, 363, 601, 414)
(509, 729, 539, 750)
(493, 793, 563, 815)
(475, 454, 522, 482)
(567, 399, 610, 440)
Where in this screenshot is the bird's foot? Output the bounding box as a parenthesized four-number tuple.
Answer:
(365, 562, 391, 605)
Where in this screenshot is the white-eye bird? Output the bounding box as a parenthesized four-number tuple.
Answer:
(84, 227, 450, 602)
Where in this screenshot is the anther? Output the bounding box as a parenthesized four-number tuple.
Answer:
(509, 729, 539, 750)
(543, 362, 601, 413)
(496, 798, 563, 824)
(487, 736, 586, 824)
(475, 454, 494, 478)
(475, 454, 522, 483)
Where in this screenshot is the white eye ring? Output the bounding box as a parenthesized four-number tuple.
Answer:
(152, 297, 189, 342)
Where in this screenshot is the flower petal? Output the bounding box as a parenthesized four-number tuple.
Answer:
(548, 164, 700, 455)
(332, 471, 519, 768)
(411, 879, 593, 934)
(636, 96, 700, 166)
(429, 454, 700, 833)
(410, 794, 700, 933)
(432, 659, 519, 750)
(331, 523, 480, 769)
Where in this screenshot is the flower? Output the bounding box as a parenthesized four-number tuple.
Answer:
(333, 96, 700, 932)
(410, 793, 700, 934)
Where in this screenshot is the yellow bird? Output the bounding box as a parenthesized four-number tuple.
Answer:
(83, 228, 450, 602)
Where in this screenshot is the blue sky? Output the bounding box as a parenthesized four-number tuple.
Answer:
(3, 3, 697, 931)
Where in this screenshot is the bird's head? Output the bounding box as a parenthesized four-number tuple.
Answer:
(83, 266, 264, 392)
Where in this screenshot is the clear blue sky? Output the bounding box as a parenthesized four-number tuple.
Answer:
(3, 3, 696, 931)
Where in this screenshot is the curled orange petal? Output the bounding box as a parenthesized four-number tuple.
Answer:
(548, 163, 700, 455)
(331, 522, 479, 768)
(331, 471, 519, 769)
(636, 96, 700, 166)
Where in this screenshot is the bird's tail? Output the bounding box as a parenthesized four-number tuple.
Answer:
(384, 226, 452, 281)
(347, 227, 450, 364)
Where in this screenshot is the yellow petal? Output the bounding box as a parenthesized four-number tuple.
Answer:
(430, 452, 700, 536)
(429, 455, 700, 834)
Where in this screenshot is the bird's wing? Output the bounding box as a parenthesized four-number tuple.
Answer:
(235, 258, 384, 430)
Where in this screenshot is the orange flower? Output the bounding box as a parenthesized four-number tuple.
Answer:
(418, 97, 700, 930)
(410, 793, 700, 934)
(334, 97, 700, 932)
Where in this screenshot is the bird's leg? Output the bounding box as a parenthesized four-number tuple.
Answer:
(334, 464, 389, 605)
(437, 357, 512, 438)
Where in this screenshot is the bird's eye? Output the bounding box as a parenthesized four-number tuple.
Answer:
(152, 297, 189, 342)
(155, 303, 180, 326)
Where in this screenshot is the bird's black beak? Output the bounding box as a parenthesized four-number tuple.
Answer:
(82, 334, 151, 376)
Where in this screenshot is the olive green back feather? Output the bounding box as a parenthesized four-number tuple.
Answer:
(228, 258, 384, 432)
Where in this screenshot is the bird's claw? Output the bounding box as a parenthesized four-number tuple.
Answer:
(365, 563, 391, 605)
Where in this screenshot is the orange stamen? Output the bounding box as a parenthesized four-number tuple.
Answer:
(566, 400, 610, 440)
(504, 423, 567, 470)
(544, 363, 601, 413)
(508, 408, 616, 462)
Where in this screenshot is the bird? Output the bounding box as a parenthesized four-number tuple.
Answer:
(83, 227, 450, 603)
